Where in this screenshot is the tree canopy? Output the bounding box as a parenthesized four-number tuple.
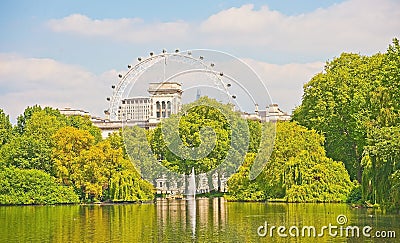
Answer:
(148, 96, 248, 176)
(227, 122, 353, 202)
(0, 106, 154, 204)
(293, 39, 400, 208)
(293, 39, 400, 183)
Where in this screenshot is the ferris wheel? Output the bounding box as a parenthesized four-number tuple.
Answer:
(104, 49, 258, 121)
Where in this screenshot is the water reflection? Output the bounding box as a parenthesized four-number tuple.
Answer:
(188, 198, 196, 238)
(1, 200, 399, 242)
(155, 197, 226, 240)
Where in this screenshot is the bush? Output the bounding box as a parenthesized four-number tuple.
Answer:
(0, 167, 79, 205)
(346, 183, 362, 204)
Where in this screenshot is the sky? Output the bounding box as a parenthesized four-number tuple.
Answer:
(0, 0, 399, 122)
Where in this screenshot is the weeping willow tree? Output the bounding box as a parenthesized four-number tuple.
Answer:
(227, 122, 354, 202)
(362, 127, 400, 209)
(109, 169, 154, 202)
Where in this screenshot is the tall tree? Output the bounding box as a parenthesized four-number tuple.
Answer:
(293, 39, 400, 182)
(15, 105, 64, 135)
(227, 122, 353, 202)
(52, 126, 95, 189)
(0, 109, 12, 148)
(1, 110, 66, 174)
(149, 96, 247, 175)
(361, 127, 400, 208)
(52, 127, 153, 201)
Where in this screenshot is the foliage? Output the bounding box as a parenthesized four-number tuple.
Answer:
(15, 105, 64, 135)
(1, 110, 66, 174)
(247, 120, 262, 153)
(109, 169, 154, 202)
(293, 39, 400, 208)
(285, 160, 353, 203)
(0, 109, 12, 147)
(293, 39, 400, 182)
(0, 105, 153, 204)
(0, 167, 79, 205)
(227, 122, 353, 202)
(225, 153, 266, 201)
(52, 126, 95, 186)
(149, 96, 247, 175)
(66, 115, 102, 143)
(52, 127, 154, 202)
(123, 125, 163, 181)
(361, 126, 400, 208)
(346, 183, 362, 204)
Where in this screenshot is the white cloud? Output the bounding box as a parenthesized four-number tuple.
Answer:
(48, 14, 190, 43)
(0, 54, 113, 122)
(240, 59, 324, 112)
(46, 0, 400, 61)
(200, 0, 400, 56)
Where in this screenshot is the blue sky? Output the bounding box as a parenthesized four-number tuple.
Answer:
(0, 0, 344, 71)
(1, 0, 399, 122)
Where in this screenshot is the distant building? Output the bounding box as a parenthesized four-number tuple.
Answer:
(241, 104, 291, 122)
(92, 81, 183, 137)
(61, 84, 290, 139)
(118, 97, 151, 122)
(260, 104, 291, 122)
(115, 82, 182, 127)
(148, 82, 182, 127)
(59, 107, 90, 117)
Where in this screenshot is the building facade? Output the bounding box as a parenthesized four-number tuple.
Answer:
(148, 82, 182, 126)
(112, 82, 183, 129)
(117, 97, 151, 122)
(241, 104, 291, 122)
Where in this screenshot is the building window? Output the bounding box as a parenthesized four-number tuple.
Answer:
(156, 101, 161, 118)
(162, 101, 166, 118)
(167, 101, 171, 117)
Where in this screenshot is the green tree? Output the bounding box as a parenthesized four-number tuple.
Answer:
(123, 126, 163, 181)
(109, 169, 154, 202)
(247, 120, 262, 153)
(293, 39, 400, 207)
(149, 96, 247, 176)
(293, 39, 400, 182)
(0, 109, 12, 148)
(227, 122, 353, 202)
(225, 153, 266, 201)
(52, 126, 95, 192)
(361, 127, 400, 208)
(15, 105, 64, 135)
(292, 53, 379, 181)
(1, 110, 66, 174)
(53, 127, 153, 202)
(0, 167, 79, 205)
(66, 115, 102, 143)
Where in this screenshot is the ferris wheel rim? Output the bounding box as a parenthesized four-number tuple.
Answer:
(108, 51, 216, 121)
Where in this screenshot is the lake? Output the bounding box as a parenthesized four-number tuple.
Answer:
(1, 198, 398, 242)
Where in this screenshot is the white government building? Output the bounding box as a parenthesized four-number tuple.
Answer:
(117, 82, 182, 127)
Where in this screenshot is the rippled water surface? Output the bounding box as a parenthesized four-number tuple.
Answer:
(1, 198, 399, 242)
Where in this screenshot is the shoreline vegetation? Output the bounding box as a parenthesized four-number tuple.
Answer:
(0, 39, 399, 212)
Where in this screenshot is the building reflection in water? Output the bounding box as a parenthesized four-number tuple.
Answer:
(156, 197, 227, 238)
